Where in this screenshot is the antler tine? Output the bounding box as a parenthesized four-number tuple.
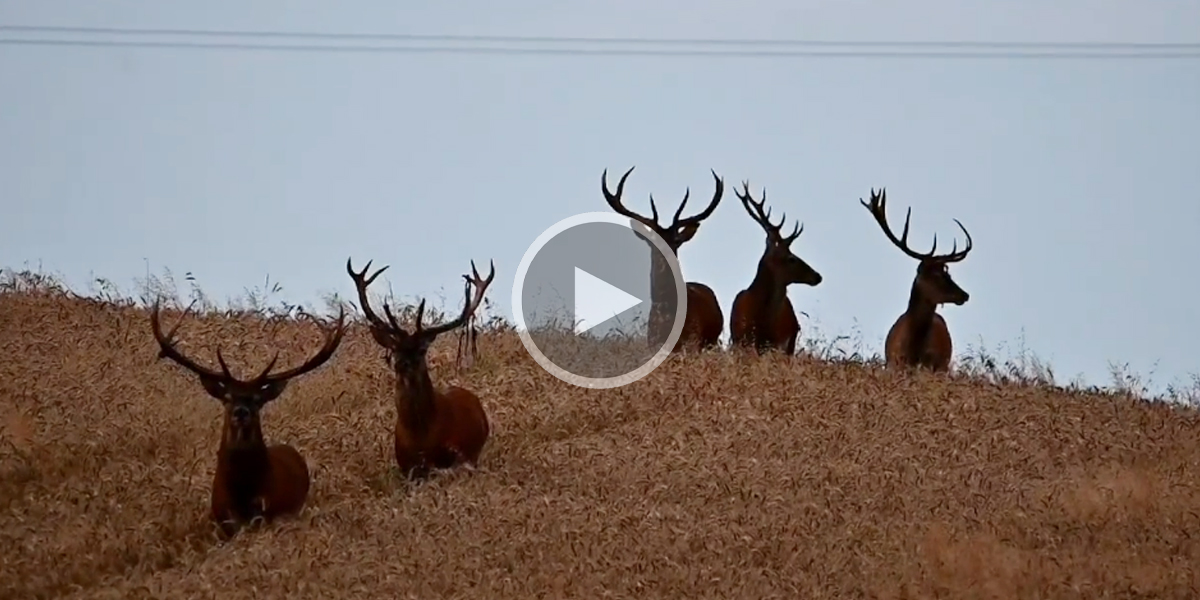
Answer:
(161, 298, 197, 345)
(346, 257, 396, 333)
(860, 188, 973, 263)
(734, 180, 787, 241)
(646, 193, 662, 225)
(464, 259, 496, 317)
(149, 299, 227, 380)
(942, 218, 974, 263)
(421, 259, 496, 339)
(604, 167, 724, 233)
(251, 351, 281, 382)
(860, 188, 936, 261)
(414, 280, 471, 339)
(783, 220, 804, 245)
(670, 187, 690, 224)
(602, 166, 656, 228)
(668, 169, 724, 230)
(214, 347, 239, 380)
(259, 306, 348, 383)
(382, 301, 409, 335)
(457, 259, 493, 369)
(463, 259, 497, 294)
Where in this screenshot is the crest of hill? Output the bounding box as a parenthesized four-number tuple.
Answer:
(2, 271, 1200, 599)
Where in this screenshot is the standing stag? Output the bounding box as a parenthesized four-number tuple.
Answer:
(860, 188, 973, 372)
(729, 181, 823, 355)
(149, 301, 346, 538)
(602, 166, 726, 352)
(347, 258, 495, 479)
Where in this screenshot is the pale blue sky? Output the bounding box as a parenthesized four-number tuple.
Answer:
(2, 1, 1198, 390)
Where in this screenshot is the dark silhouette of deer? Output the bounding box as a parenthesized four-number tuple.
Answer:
(347, 257, 495, 479)
(860, 188, 973, 372)
(729, 181, 823, 355)
(601, 166, 725, 352)
(148, 300, 346, 538)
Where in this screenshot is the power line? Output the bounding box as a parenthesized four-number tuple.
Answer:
(1, 38, 1197, 59)
(2, 24, 1198, 50)
(1, 25, 1198, 59)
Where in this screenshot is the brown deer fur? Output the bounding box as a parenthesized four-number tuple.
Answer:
(729, 181, 823, 355)
(149, 301, 346, 538)
(601, 166, 726, 352)
(347, 258, 494, 479)
(859, 188, 973, 372)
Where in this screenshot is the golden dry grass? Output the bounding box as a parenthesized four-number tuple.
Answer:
(3, 284, 1200, 599)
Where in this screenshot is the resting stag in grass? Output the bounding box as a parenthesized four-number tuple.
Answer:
(601, 166, 726, 352)
(149, 301, 346, 538)
(859, 188, 973, 372)
(729, 181, 823, 355)
(347, 257, 495, 479)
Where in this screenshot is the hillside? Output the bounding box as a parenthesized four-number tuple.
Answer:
(3, 279, 1200, 599)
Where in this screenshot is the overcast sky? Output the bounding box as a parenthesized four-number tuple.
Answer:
(2, 0, 1198, 390)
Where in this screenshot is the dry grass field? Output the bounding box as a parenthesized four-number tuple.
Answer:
(3, 268, 1200, 599)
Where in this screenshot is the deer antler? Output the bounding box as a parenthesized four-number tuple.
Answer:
(416, 259, 496, 339)
(255, 309, 347, 383)
(348, 257, 496, 344)
(860, 188, 973, 263)
(150, 299, 226, 380)
(456, 260, 496, 370)
(149, 300, 346, 385)
(346, 259, 395, 332)
(463, 259, 496, 318)
(601, 167, 725, 235)
(734, 181, 803, 246)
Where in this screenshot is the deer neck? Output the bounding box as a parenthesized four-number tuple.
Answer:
(903, 279, 939, 362)
(217, 426, 271, 514)
(395, 363, 437, 436)
(747, 260, 788, 340)
(647, 245, 680, 347)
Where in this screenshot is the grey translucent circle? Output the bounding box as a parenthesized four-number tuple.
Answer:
(511, 211, 687, 389)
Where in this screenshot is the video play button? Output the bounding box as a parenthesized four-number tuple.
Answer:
(512, 212, 687, 389)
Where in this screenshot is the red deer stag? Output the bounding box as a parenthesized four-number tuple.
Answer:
(601, 166, 725, 352)
(149, 301, 346, 538)
(347, 257, 495, 479)
(729, 181, 823, 355)
(860, 188, 973, 372)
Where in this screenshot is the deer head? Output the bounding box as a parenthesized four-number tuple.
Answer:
(601, 166, 725, 253)
(346, 258, 496, 373)
(149, 301, 346, 446)
(860, 188, 973, 306)
(734, 181, 823, 287)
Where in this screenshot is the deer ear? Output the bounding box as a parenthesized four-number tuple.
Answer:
(678, 222, 700, 243)
(199, 377, 230, 402)
(256, 380, 288, 403)
(368, 325, 394, 349)
(628, 218, 654, 242)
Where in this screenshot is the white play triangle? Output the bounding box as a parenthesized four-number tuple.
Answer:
(573, 266, 643, 335)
